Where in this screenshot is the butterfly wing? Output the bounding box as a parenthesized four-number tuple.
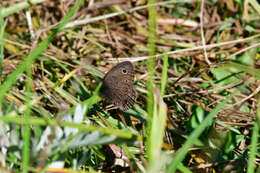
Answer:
(111, 79, 136, 110)
(101, 61, 136, 110)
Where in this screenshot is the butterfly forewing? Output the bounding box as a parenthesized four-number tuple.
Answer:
(101, 61, 136, 110)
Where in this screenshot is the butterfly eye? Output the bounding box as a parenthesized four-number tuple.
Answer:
(122, 69, 127, 74)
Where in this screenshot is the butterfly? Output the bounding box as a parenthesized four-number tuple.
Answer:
(100, 61, 136, 110)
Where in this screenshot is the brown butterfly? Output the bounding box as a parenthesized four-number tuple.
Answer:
(100, 61, 136, 110)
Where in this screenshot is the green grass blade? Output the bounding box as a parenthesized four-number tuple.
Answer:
(146, 0, 157, 162)
(0, 9, 7, 79)
(247, 94, 260, 173)
(247, 121, 259, 173)
(0, 0, 45, 18)
(177, 163, 193, 173)
(0, 0, 84, 105)
(0, 115, 136, 139)
(248, 0, 260, 14)
(149, 89, 167, 167)
(167, 90, 238, 172)
(222, 62, 260, 79)
(160, 52, 168, 96)
(22, 67, 32, 173)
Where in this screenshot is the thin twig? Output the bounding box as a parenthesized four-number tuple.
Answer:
(25, 10, 35, 40)
(200, 0, 211, 64)
(35, 0, 192, 40)
(63, 0, 193, 29)
(109, 34, 260, 62)
(227, 42, 260, 59)
(232, 85, 260, 106)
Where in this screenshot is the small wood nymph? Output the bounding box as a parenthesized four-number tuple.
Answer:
(100, 61, 137, 110)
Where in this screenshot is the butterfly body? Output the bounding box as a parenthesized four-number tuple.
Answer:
(101, 61, 136, 110)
